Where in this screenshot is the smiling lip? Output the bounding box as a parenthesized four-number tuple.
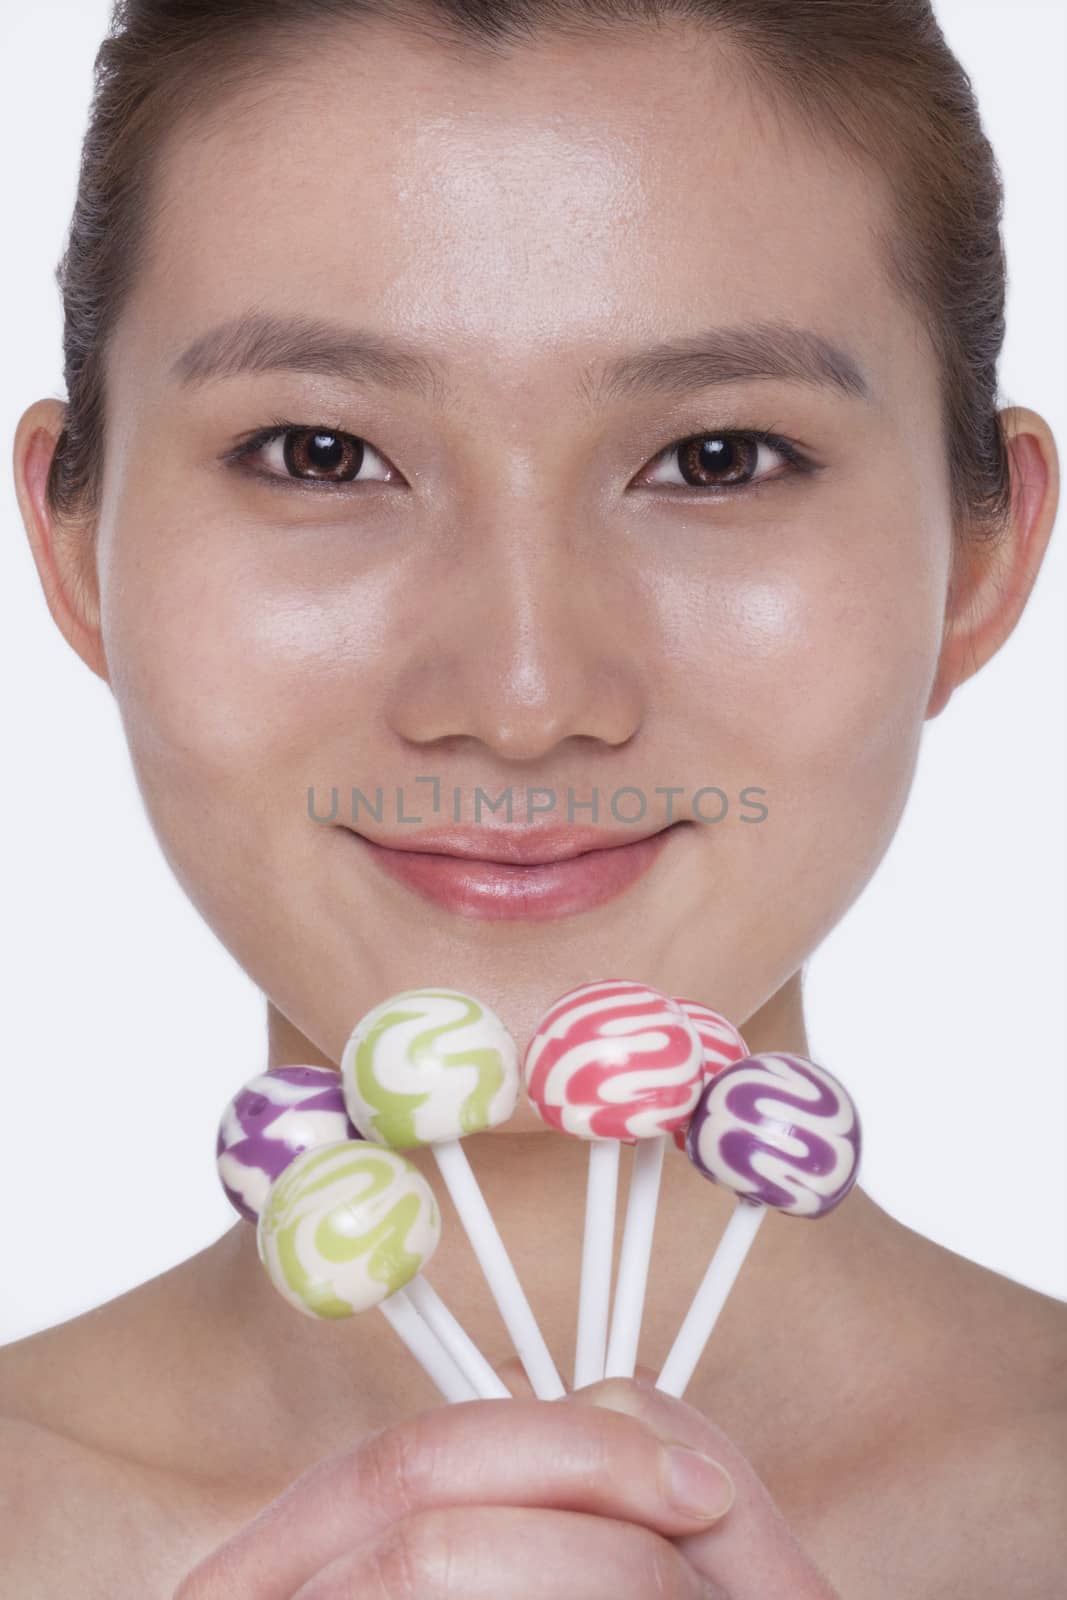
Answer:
(344, 823, 687, 920)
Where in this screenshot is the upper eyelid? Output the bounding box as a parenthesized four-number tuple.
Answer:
(226, 421, 813, 489)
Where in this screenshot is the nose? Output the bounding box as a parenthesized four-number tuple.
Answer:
(384, 505, 647, 765)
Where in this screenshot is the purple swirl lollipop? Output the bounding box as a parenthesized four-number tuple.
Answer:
(685, 1051, 861, 1218)
(658, 1051, 861, 1398)
(216, 1065, 359, 1223)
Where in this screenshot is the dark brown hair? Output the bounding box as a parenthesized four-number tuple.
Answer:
(47, 0, 1015, 545)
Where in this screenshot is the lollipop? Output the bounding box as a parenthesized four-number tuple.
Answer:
(257, 1140, 476, 1402)
(524, 980, 703, 1389)
(216, 1065, 359, 1222)
(342, 988, 565, 1400)
(668, 1002, 749, 1154)
(218, 1066, 508, 1402)
(656, 1051, 861, 1399)
(603, 997, 743, 1379)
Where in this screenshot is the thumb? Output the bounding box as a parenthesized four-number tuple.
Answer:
(569, 1379, 841, 1600)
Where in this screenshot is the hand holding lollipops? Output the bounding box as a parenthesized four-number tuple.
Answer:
(342, 988, 565, 1400)
(657, 1050, 862, 1399)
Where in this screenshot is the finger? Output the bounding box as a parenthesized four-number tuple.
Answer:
(290, 1505, 711, 1600)
(494, 1356, 661, 1396)
(174, 1397, 735, 1600)
(493, 1355, 536, 1397)
(571, 1379, 840, 1599)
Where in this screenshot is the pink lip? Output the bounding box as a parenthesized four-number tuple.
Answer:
(345, 823, 687, 920)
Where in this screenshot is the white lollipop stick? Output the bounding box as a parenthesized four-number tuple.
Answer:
(404, 1273, 512, 1399)
(656, 1199, 766, 1399)
(573, 1139, 621, 1388)
(379, 1287, 479, 1403)
(604, 1133, 667, 1379)
(433, 1139, 566, 1400)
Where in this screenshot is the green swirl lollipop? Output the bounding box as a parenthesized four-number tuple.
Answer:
(343, 988, 565, 1400)
(258, 1140, 479, 1402)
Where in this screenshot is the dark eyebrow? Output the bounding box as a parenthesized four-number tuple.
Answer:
(170, 310, 872, 407)
(170, 311, 452, 403)
(588, 320, 872, 407)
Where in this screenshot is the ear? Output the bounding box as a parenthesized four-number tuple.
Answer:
(926, 406, 1059, 719)
(12, 398, 109, 685)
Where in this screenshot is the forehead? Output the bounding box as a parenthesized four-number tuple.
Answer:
(116, 19, 925, 409)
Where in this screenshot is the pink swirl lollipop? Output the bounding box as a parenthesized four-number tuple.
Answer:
(524, 979, 703, 1387)
(604, 997, 747, 1378)
(525, 978, 703, 1140)
(668, 1001, 749, 1153)
(657, 1051, 861, 1398)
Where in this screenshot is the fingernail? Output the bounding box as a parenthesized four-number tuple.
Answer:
(663, 1445, 735, 1521)
(581, 1381, 646, 1418)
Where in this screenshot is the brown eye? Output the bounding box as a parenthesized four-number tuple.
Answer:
(674, 434, 760, 488)
(638, 430, 804, 494)
(282, 428, 366, 481)
(231, 424, 398, 487)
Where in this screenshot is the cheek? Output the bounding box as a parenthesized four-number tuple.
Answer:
(103, 522, 392, 799)
(662, 506, 948, 913)
(676, 482, 946, 768)
(99, 514, 397, 982)
(100, 524, 343, 922)
(731, 573, 931, 785)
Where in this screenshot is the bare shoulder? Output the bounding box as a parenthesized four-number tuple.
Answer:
(808, 1406, 1066, 1600)
(810, 1269, 1067, 1600)
(0, 1411, 239, 1600)
(985, 1287, 1067, 1594)
(0, 1305, 282, 1599)
(0, 1414, 165, 1598)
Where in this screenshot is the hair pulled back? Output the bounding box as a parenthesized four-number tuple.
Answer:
(48, 0, 1015, 545)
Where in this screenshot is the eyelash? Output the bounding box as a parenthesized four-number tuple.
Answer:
(222, 415, 817, 498)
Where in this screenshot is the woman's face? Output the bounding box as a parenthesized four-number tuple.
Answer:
(91, 21, 952, 1089)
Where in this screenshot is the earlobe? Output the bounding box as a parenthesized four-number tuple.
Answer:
(12, 399, 110, 685)
(925, 407, 1059, 720)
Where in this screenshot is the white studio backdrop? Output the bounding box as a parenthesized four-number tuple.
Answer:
(1, 0, 1064, 1344)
